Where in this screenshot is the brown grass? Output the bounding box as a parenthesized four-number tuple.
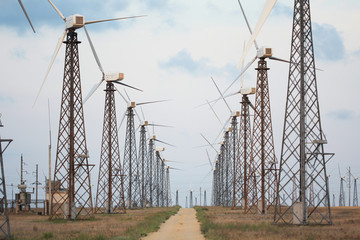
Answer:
(10, 207, 178, 240)
(195, 206, 360, 240)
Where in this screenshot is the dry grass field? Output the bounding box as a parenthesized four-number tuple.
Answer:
(195, 206, 360, 240)
(9, 206, 180, 240)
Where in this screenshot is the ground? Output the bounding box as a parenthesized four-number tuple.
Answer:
(142, 208, 205, 240)
(9, 207, 179, 240)
(195, 206, 360, 240)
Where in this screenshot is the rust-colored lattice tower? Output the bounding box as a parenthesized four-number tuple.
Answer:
(95, 82, 125, 213)
(51, 30, 93, 220)
(274, 0, 332, 225)
(232, 95, 252, 210)
(246, 59, 277, 214)
(123, 106, 141, 209)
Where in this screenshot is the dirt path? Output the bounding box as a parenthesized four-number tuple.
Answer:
(142, 208, 205, 240)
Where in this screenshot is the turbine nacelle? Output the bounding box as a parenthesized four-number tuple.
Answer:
(129, 101, 136, 108)
(257, 47, 272, 59)
(156, 147, 165, 152)
(105, 73, 124, 82)
(66, 14, 85, 29)
(240, 87, 256, 95)
(232, 111, 241, 117)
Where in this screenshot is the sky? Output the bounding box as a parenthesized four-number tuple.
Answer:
(0, 0, 359, 208)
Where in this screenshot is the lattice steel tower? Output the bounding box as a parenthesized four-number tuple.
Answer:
(233, 94, 253, 210)
(353, 178, 358, 207)
(95, 81, 125, 214)
(274, 0, 333, 225)
(247, 58, 277, 214)
(138, 123, 148, 208)
(52, 30, 93, 220)
(0, 115, 11, 239)
(165, 166, 171, 207)
(123, 103, 141, 209)
(148, 137, 155, 207)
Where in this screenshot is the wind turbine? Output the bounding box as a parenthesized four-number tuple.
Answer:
(232, 0, 279, 215)
(34, 0, 144, 220)
(80, 26, 141, 214)
(117, 91, 169, 209)
(17, 0, 35, 33)
(138, 119, 172, 208)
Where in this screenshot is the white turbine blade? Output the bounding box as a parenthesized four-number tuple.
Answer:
(123, 89, 131, 102)
(238, 0, 277, 68)
(83, 79, 104, 104)
(133, 108, 143, 124)
(210, 77, 232, 114)
(83, 26, 104, 74)
(206, 100, 223, 127)
(85, 15, 147, 25)
(47, 0, 66, 21)
(114, 86, 129, 104)
(237, 0, 258, 50)
(18, 0, 36, 33)
(118, 111, 127, 132)
(223, 56, 257, 97)
(200, 133, 218, 154)
(205, 149, 213, 169)
(140, 107, 146, 120)
(33, 30, 66, 107)
(241, 41, 246, 88)
(214, 117, 231, 143)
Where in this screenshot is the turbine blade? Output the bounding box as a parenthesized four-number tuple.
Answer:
(237, 0, 258, 50)
(210, 77, 232, 113)
(114, 87, 129, 104)
(241, 41, 246, 88)
(214, 117, 231, 143)
(137, 100, 169, 106)
(206, 149, 213, 169)
(270, 56, 324, 71)
(140, 107, 146, 120)
(123, 88, 131, 102)
(169, 167, 182, 171)
(47, 0, 66, 21)
(83, 26, 104, 74)
(85, 15, 147, 25)
(83, 79, 104, 104)
(18, 0, 35, 33)
(223, 56, 257, 97)
(113, 81, 143, 92)
(206, 100, 223, 127)
(33, 30, 66, 107)
(200, 133, 218, 154)
(154, 139, 175, 147)
(148, 123, 173, 128)
(118, 111, 127, 132)
(269, 56, 290, 64)
(239, 0, 277, 67)
(133, 108, 143, 124)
